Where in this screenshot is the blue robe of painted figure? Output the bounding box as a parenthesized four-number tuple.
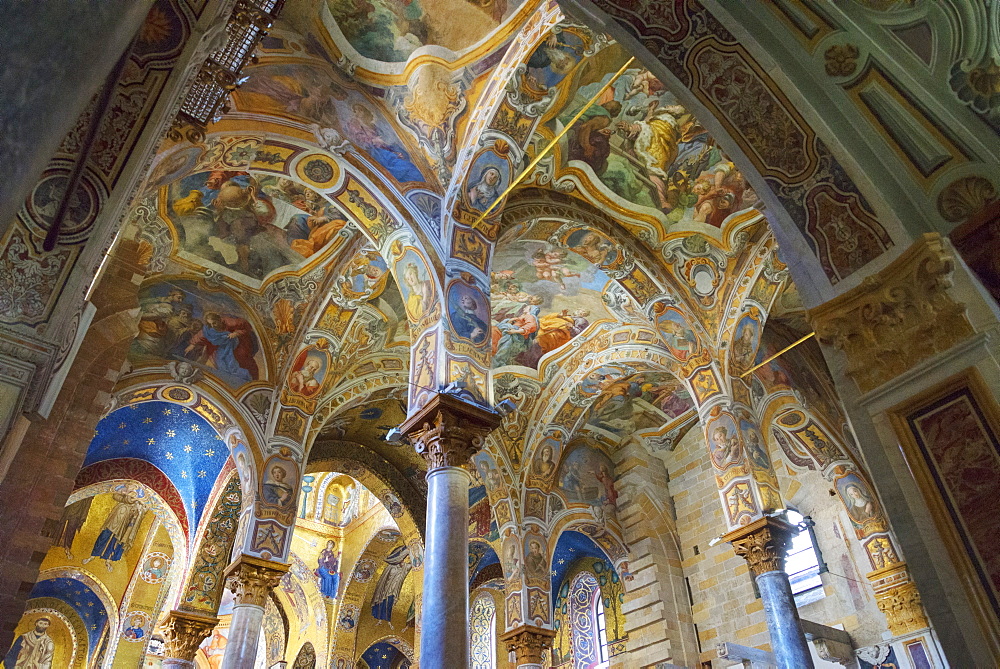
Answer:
(200, 323, 252, 382)
(371, 545, 411, 621)
(316, 548, 340, 599)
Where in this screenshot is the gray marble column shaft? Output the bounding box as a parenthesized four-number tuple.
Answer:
(420, 465, 472, 667)
(219, 602, 265, 669)
(756, 569, 814, 669)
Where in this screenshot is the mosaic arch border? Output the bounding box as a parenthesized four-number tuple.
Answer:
(558, 0, 899, 301)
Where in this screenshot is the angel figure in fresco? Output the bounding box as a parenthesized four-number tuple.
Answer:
(371, 545, 412, 622)
(4, 617, 55, 669)
(315, 540, 341, 599)
(530, 248, 580, 289)
(709, 425, 742, 469)
(207, 172, 280, 274)
(659, 318, 697, 360)
(467, 166, 502, 211)
(83, 484, 145, 572)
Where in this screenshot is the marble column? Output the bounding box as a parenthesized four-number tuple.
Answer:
(219, 555, 289, 669)
(724, 517, 814, 669)
(500, 624, 556, 669)
(161, 610, 218, 669)
(402, 394, 499, 669)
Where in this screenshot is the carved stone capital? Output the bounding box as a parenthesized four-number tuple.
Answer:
(223, 554, 289, 608)
(161, 610, 218, 661)
(722, 516, 797, 578)
(401, 393, 500, 470)
(867, 561, 929, 636)
(808, 233, 973, 393)
(500, 624, 556, 665)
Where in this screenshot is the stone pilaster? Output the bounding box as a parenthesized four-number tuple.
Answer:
(500, 624, 556, 667)
(723, 516, 797, 578)
(808, 233, 974, 394)
(868, 562, 930, 636)
(403, 393, 500, 470)
(223, 554, 289, 607)
(161, 610, 218, 662)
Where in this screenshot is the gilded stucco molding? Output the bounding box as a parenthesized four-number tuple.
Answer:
(401, 393, 500, 471)
(223, 554, 289, 608)
(723, 516, 797, 578)
(808, 233, 973, 393)
(867, 561, 930, 636)
(161, 610, 219, 661)
(500, 624, 557, 665)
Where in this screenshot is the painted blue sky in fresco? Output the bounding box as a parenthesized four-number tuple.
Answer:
(84, 401, 227, 535)
(29, 577, 108, 657)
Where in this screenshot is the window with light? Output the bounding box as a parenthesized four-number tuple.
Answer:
(568, 571, 612, 669)
(784, 509, 826, 604)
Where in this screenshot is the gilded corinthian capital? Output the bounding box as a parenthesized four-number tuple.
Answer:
(401, 393, 500, 470)
(722, 516, 798, 578)
(223, 554, 290, 608)
(161, 610, 218, 661)
(500, 624, 556, 665)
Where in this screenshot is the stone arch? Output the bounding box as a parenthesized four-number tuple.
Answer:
(307, 441, 426, 543)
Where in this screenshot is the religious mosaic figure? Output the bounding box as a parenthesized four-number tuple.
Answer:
(52, 497, 92, 559)
(4, 618, 54, 669)
(83, 486, 145, 571)
(315, 540, 341, 599)
(372, 544, 412, 621)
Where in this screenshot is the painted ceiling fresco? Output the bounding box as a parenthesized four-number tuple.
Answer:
(163, 168, 352, 282)
(324, 0, 525, 62)
(539, 43, 760, 236)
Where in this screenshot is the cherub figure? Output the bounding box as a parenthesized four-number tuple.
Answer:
(530, 248, 580, 289)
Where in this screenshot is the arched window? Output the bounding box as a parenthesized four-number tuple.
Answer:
(470, 591, 496, 669)
(569, 571, 611, 669)
(784, 509, 826, 603)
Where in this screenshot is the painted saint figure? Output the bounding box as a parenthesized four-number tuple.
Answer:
(83, 486, 145, 572)
(4, 617, 54, 669)
(262, 465, 295, 511)
(451, 294, 488, 344)
(185, 312, 260, 383)
(371, 545, 412, 622)
(467, 166, 502, 210)
(844, 483, 877, 525)
(315, 540, 341, 599)
(525, 539, 547, 580)
(290, 354, 323, 397)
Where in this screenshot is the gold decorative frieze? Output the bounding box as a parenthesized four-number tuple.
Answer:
(867, 562, 930, 636)
(808, 234, 973, 393)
